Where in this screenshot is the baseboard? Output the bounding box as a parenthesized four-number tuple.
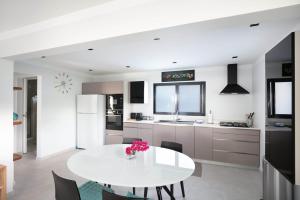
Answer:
(36, 147, 76, 160)
(193, 158, 260, 171)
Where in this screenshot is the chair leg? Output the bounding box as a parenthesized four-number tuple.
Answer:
(144, 187, 148, 198)
(180, 181, 185, 197)
(132, 187, 136, 195)
(156, 187, 162, 200)
(170, 184, 174, 195)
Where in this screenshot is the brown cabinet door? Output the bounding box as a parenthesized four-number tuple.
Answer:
(105, 134, 123, 145)
(195, 127, 213, 160)
(82, 81, 123, 94)
(175, 126, 195, 158)
(138, 128, 153, 145)
(123, 127, 139, 138)
(153, 124, 176, 147)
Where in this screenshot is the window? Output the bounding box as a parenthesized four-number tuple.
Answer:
(153, 82, 206, 116)
(267, 78, 292, 118)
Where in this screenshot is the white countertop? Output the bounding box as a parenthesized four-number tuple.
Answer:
(124, 119, 260, 131)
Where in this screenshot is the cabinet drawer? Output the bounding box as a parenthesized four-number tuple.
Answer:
(213, 128, 260, 136)
(213, 139, 259, 155)
(138, 124, 153, 129)
(213, 132, 259, 142)
(124, 123, 139, 128)
(213, 150, 259, 167)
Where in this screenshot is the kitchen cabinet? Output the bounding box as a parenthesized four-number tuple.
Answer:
(129, 81, 148, 103)
(123, 123, 153, 145)
(105, 129, 123, 145)
(195, 127, 213, 160)
(123, 123, 139, 138)
(123, 121, 260, 167)
(175, 126, 195, 158)
(153, 124, 176, 146)
(105, 134, 123, 145)
(82, 81, 123, 94)
(138, 124, 153, 145)
(212, 128, 260, 167)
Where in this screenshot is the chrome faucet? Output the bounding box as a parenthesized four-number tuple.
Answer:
(174, 110, 180, 122)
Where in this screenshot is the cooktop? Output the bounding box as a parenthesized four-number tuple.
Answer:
(219, 121, 249, 128)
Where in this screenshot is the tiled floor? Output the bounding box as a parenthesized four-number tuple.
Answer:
(9, 150, 262, 200)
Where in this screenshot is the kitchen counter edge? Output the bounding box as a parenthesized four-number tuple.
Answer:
(124, 120, 260, 131)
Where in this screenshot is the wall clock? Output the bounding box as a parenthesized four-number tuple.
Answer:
(54, 72, 72, 94)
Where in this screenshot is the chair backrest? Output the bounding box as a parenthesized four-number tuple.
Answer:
(102, 190, 146, 200)
(52, 171, 81, 200)
(161, 141, 183, 153)
(122, 137, 142, 144)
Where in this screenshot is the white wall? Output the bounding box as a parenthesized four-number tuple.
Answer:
(0, 59, 14, 192)
(252, 56, 266, 169)
(14, 62, 90, 158)
(92, 64, 253, 122)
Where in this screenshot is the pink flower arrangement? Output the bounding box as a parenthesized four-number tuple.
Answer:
(125, 141, 149, 155)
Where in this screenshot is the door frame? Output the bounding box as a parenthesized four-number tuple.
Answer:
(22, 76, 42, 158)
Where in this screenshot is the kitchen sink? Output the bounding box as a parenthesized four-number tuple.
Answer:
(155, 120, 194, 125)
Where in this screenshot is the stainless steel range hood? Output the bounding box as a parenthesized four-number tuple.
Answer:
(220, 64, 249, 94)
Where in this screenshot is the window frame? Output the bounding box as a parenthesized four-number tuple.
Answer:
(267, 78, 292, 119)
(153, 82, 206, 116)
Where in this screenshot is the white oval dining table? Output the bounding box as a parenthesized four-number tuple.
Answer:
(68, 144, 195, 199)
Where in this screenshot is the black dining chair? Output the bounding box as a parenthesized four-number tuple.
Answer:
(161, 141, 186, 198)
(122, 137, 143, 196)
(52, 171, 114, 200)
(52, 171, 81, 200)
(122, 137, 142, 144)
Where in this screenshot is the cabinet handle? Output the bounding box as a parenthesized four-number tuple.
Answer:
(214, 138, 258, 143)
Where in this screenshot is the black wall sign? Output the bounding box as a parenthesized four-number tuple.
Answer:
(162, 70, 195, 82)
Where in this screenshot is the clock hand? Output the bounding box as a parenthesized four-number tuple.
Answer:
(55, 84, 63, 88)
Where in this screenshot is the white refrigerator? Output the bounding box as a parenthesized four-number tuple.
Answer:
(76, 95, 105, 149)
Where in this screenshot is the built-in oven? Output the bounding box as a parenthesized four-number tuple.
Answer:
(106, 94, 123, 130)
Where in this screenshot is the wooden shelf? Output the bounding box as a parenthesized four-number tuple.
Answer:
(0, 165, 6, 200)
(13, 120, 22, 126)
(13, 153, 22, 162)
(13, 86, 22, 91)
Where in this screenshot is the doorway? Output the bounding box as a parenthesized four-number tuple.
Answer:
(25, 79, 37, 154)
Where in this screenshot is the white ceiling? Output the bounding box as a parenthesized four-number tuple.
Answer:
(0, 0, 113, 32)
(15, 5, 300, 75)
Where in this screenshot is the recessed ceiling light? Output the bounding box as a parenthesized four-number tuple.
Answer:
(172, 61, 177, 64)
(153, 38, 160, 41)
(250, 23, 260, 27)
(89, 69, 93, 72)
(88, 48, 94, 51)
(125, 66, 131, 68)
(232, 56, 238, 59)
(41, 56, 46, 59)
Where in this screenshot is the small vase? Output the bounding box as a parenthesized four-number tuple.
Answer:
(126, 151, 136, 159)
